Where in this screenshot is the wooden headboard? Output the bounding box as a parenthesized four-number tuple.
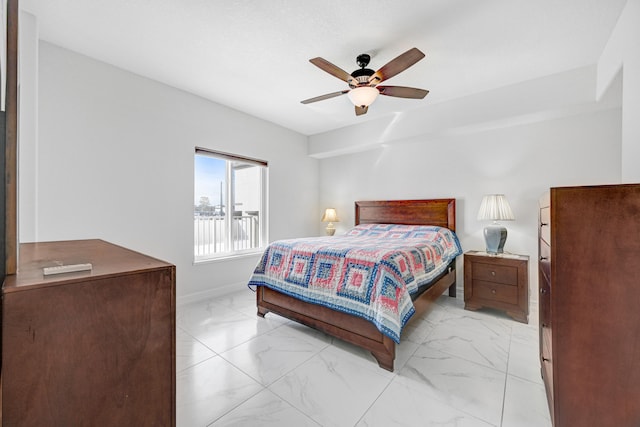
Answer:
(355, 199, 456, 231)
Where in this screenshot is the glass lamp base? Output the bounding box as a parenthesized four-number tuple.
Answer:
(325, 223, 336, 236)
(484, 223, 507, 254)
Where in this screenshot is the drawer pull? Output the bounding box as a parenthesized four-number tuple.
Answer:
(491, 271, 496, 276)
(540, 222, 548, 227)
(540, 288, 547, 294)
(491, 289, 497, 294)
(539, 256, 548, 261)
(542, 357, 550, 362)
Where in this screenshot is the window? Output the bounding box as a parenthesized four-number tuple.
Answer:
(194, 148, 268, 261)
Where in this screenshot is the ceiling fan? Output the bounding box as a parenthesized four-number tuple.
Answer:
(301, 47, 429, 116)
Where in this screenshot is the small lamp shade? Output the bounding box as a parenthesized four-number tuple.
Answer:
(477, 194, 514, 254)
(321, 208, 339, 236)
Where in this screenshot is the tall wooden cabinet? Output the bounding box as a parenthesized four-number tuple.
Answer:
(538, 184, 640, 427)
(1, 239, 176, 426)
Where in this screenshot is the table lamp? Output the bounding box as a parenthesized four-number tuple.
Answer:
(321, 208, 339, 236)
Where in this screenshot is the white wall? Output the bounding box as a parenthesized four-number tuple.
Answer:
(316, 83, 622, 297)
(314, 4, 640, 299)
(18, 11, 38, 243)
(27, 42, 319, 302)
(23, 2, 637, 306)
(597, 0, 640, 183)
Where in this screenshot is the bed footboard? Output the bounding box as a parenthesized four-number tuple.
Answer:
(256, 265, 456, 371)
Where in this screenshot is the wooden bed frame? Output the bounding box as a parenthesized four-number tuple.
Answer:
(256, 199, 458, 371)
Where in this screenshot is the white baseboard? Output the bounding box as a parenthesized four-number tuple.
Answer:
(177, 281, 248, 307)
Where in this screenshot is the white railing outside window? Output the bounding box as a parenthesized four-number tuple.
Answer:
(194, 214, 260, 258)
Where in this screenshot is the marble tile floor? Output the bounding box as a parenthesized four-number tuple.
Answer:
(177, 289, 551, 427)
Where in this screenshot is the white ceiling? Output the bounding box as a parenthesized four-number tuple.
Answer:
(21, 0, 627, 136)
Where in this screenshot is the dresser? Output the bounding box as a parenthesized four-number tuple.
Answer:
(539, 184, 640, 427)
(464, 250, 529, 323)
(1, 239, 176, 426)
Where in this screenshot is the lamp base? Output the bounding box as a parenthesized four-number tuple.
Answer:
(484, 223, 507, 254)
(325, 223, 336, 236)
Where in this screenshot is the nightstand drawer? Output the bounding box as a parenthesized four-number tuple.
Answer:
(471, 262, 518, 285)
(472, 280, 519, 305)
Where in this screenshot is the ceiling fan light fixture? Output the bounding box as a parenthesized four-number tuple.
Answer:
(347, 86, 379, 108)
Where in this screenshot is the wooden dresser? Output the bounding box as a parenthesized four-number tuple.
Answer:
(539, 185, 640, 427)
(1, 239, 176, 426)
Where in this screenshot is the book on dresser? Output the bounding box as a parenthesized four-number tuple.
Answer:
(1, 239, 176, 426)
(538, 184, 640, 427)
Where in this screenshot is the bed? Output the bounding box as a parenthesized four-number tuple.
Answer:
(250, 199, 461, 371)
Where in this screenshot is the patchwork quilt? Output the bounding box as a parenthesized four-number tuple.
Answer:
(248, 224, 463, 343)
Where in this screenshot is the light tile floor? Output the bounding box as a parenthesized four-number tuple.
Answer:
(177, 289, 551, 427)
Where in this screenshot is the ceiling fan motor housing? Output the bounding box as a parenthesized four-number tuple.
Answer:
(349, 53, 375, 88)
(350, 68, 375, 88)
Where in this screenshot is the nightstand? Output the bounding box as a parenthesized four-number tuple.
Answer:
(464, 250, 529, 323)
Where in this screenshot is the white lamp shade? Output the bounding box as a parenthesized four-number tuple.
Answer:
(347, 86, 379, 107)
(477, 194, 515, 221)
(321, 208, 339, 222)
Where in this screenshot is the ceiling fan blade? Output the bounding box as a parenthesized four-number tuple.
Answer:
(355, 105, 368, 116)
(368, 48, 425, 84)
(301, 90, 349, 104)
(378, 86, 429, 99)
(309, 57, 357, 85)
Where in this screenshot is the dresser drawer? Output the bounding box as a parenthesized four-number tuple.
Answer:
(540, 324, 554, 414)
(540, 206, 551, 245)
(471, 262, 518, 286)
(472, 280, 519, 305)
(539, 239, 551, 283)
(539, 273, 551, 328)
